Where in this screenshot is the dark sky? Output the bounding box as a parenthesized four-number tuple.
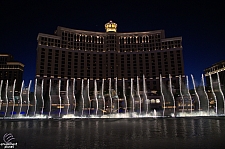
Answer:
(0, 1, 224, 86)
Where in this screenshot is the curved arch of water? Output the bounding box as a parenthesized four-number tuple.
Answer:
(115, 77, 119, 114)
(34, 79, 37, 116)
(123, 78, 127, 114)
(87, 79, 91, 116)
(179, 75, 184, 113)
(0, 80, 3, 111)
(81, 79, 84, 117)
(217, 72, 224, 114)
(160, 74, 165, 117)
(19, 80, 24, 116)
(41, 79, 44, 115)
(66, 79, 69, 115)
(109, 78, 113, 113)
(101, 79, 105, 115)
(137, 76, 142, 114)
(209, 73, 217, 114)
(169, 74, 176, 115)
(143, 75, 148, 115)
(4, 80, 9, 117)
(202, 74, 209, 114)
(48, 79, 51, 117)
(73, 79, 76, 115)
(27, 80, 32, 117)
(186, 76, 192, 114)
(131, 78, 135, 113)
(191, 74, 200, 112)
(11, 79, 16, 118)
(94, 80, 99, 116)
(58, 80, 62, 117)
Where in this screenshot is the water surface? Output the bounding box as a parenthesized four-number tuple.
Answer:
(0, 117, 225, 149)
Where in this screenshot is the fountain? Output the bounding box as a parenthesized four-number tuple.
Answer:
(169, 74, 176, 115)
(179, 75, 184, 113)
(186, 76, 192, 114)
(88, 79, 91, 116)
(49, 79, 52, 117)
(109, 78, 113, 114)
(34, 79, 37, 116)
(143, 75, 148, 115)
(137, 76, 142, 114)
(202, 74, 209, 114)
(209, 73, 217, 114)
(131, 78, 135, 113)
(94, 79, 98, 116)
(73, 79, 76, 115)
(27, 80, 32, 117)
(123, 78, 127, 114)
(66, 79, 70, 115)
(0, 74, 224, 119)
(5, 80, 8, 118)
(11, 79, 16, 118)
(217, 72, 225, 114)
(160, 74, 165, 117)
(0, 80, 3, 111)
(191, 74, 200, 111)
(58, 79, 62, 117)
(114, 78, 119, 114)
(81, 79, 84, 117)
(101, 79, 105, 115)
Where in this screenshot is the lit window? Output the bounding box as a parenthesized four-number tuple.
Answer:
(150, 99, 155, 103)
(156, 99, 160, 103)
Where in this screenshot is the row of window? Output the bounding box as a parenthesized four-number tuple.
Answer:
(0, 65, 23, 69)
(39, 34, 181, 52)
(205, 62, 225, 73)
(41, 49, 181, 58)
(61, 31, 162, 43)
(38, 48, 183, 78)
(40, 49, 182, 65)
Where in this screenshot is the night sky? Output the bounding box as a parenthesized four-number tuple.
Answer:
(1, 1, 224, 86)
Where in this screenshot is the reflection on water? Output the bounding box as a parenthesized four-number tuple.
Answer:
(1, 117, 225, 148)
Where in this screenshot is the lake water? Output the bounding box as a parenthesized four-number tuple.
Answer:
(0, 117, 225, 149)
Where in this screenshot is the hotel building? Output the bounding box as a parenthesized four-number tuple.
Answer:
(204, 60, 225, 113)
(204, 60, 225, 91)
(36, 21, 184, 95)
(204, 60, 225, 89)
(0, 54, 24, 91)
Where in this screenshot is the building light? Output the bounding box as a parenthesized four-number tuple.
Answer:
(156, 99, 160, 103)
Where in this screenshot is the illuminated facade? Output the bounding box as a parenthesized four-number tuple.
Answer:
(204, 60, 225, 90)
(0, 54, 24, 91)
(204, 60, 225, 113)
(36, 21, 184, 93)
